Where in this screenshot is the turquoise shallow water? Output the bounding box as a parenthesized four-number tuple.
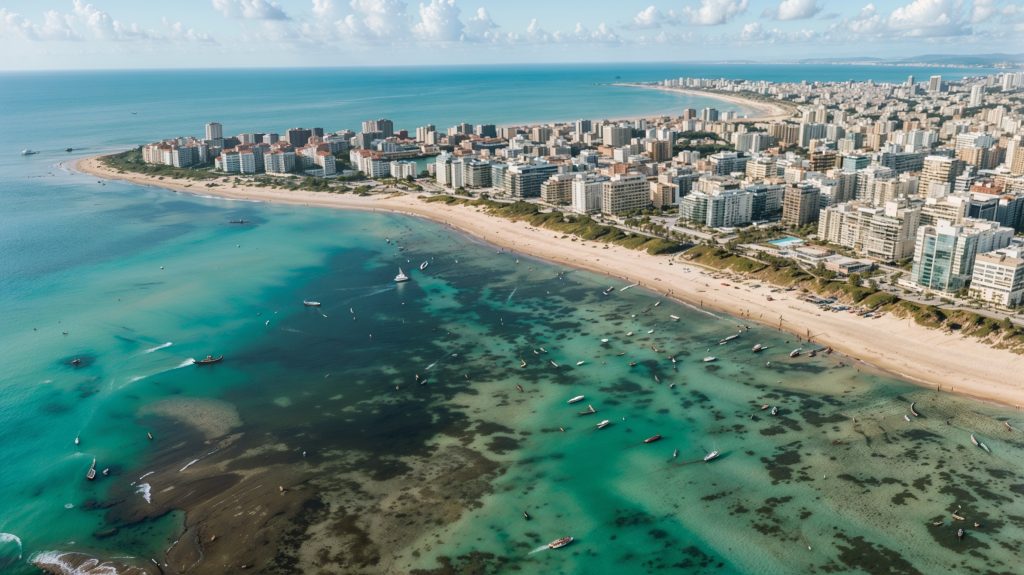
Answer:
(0, 64, 1020, 574)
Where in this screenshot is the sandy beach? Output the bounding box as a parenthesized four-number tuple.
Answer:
(614, 83, 795, 122)
(77, 156, 1024, 409)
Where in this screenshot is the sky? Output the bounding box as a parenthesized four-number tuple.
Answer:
(0, 0, 1021, 70)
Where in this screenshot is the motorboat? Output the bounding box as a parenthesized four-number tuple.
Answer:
(303, 300, 321, 307)
(670, 314, 680, 321)
(419, 261, 429, 271)
(548, 536, 573, 549)
(86, 458, 97, 481)
(567, 395, 585, 404)
(789, 348, 802, 358)
(704, 449, 720, 462)
(549, 360, 559, 368)
(770, 406, 779, 416)
(600, 338, 610, 343)
(904, 414, 911, 422)
(21, 149, 38, 156)
(394, 268, 410, 282)
(596, 419, 611, 429)
(194, 355, 223, 365)
(576, 360, 585, 366)
(703, 356, 717, 363)
(752, 344, 765, 353)
(719, 333, 740, 345)
(643, 434, 663, 444)
(910, 402, 920, 417)
(578, 404, 597, 415)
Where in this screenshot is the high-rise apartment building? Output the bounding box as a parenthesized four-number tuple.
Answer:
(782, 183, 821, 227)
(601, 173, 649, 215)
(911, 219, 1012, 292)
(205, 122, 223, 141)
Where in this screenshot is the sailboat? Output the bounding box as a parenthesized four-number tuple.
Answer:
(394, 268, 410, 282)
(703, 449, 720, 462)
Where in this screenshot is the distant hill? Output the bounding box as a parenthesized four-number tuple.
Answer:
(796, 54, 1024, 67)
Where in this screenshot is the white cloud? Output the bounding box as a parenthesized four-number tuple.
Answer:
(0, 9, 80, 41)
(740, 21, 816, 42)
(464, 7, 499, 39)
(887, 0, 968, 36)
(339, 0, 407, 39)
(412, 0, 463, 41)
(683, 0, 749, 26)
(0, 1, 212, 43)
(632, 5, 678, 28)
(970, 0, 1023, 24)
(764, 0, 822, 21)
(212, 0, 289, 21)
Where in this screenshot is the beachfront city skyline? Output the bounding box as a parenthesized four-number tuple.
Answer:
(1, 0, 1023, 70)
(4, 1, 1024, 572)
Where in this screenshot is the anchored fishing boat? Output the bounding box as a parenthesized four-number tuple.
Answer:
(194, 355, 223, 365)
(643, 434, 663, 444)
(567, 395, 585, 404)
(704, 449, 720, 462)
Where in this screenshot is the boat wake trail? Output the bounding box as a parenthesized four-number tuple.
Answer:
(124, 359, 195, 387)
(143, 342, 173, 354)
(506, 287, 518, 303)
(527, 545, 549, 555)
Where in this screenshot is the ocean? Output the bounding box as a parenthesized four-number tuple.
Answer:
(1, 63, 1022, 574)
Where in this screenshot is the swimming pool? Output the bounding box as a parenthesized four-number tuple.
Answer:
(768, 236, 804, 248)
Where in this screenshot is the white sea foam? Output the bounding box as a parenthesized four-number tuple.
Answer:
(138, 471, 154, 480)
(0, 532, 22, 560)
(143, 342, 172, 354)
(135, 483, 152, 504)
(179, 459, 199, 472)
(30, 550, 122, 575)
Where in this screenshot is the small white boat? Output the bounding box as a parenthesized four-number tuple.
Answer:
(86, 458, 97, 481)
(789, 348, 802, 358)
(74, 436, 80, 446)
(596, 419, 611, 429)
(669, 314, 680, 321)
(576, 360, 585, 366)
(419, 261, 429, 271)
(21, 149, 38, 156)
(719, 333, 740, 345)
(980, 441, 991, 453)
(703, 356, 717, 363)
(672, 448, 679, 458)
(910, 402, 920, 417)
(704, 449, 720, 462)
(654, 301, 661, 307)
(303, 300, 321, 307)
(626, 331, 633, 336)
(600, 338, 610, 343)
(548, 536, 573, 549)
(568, 395, 585, 404)
(971, 433, 979, 447)
(647, 329, 655, 334)
(752, 344, 765, 353)
(620, 282, 639, 291)
(904, 414, 911, 422)
(770, 406, 779, 416)
(394, 268, 410, 282)
(549, 360, 559, 368)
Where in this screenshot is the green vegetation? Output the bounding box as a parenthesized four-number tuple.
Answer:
(684, 243, 1024, 352)
(102, 148, 219, 180)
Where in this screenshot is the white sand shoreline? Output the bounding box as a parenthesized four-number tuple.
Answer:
(613, 83, 795, 122)
(76, 156, 1024, 411)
